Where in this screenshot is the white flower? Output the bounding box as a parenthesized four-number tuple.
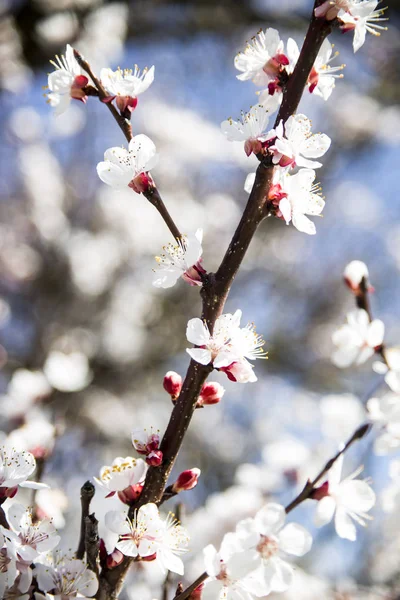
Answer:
(270, 114, 331, 169)
(96, 134, 158, 192)
(220, 100, 279, 156)
(0, 533, 18, 600)
(338, 1, 388, 53)
(6, 417, 56, 457)
(47, 45, 88, 116)
(34, 557, 98, 598)
(202, 537, 259, 600)
(320, 394, 365, 442)
(0, 447, 47, 496)
(234, 28, 288, 90)
(314, 0, 352, 20)
(274, 168, 325, 235)
(2, 504, 60, 562)
(343, 260, 369, 292)
(153, 229, 204, 289)
(286, 38, 344, 101)
(94, 456, 147, 495)
(105, 504, 188, 574)
(221, 358, 258, 384)
(332, 309, 384, 368)
(100, 65, 154, 101)
(314, 454, 375, 541)
(373, 348, 400, 393)
(381, 459, 400, 513)
(236, 503, 312, 596)
(43, 351, 92, 393)
(367, 393, 400, 454)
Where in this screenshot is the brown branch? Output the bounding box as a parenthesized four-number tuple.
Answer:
(77, 480, 95, 560)
(285, 422, 371, 513)
(356, 276, 389, 367)
(96, 2, 333, 596)
(85, 513, 100, 576)
(74, 50, 182, 243)
(173, 573, 208, 600)
(0, 504, 8, 529)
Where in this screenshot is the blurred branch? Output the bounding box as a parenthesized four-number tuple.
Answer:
(357, 276, 389, 367)
(77, 480, 95, 560)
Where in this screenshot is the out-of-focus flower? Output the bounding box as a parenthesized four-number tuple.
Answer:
(373, 348, 400, 393)
(313, 454, 375, 540)
(315, 0, 352, 20)
(172, 468, 201, 493)
(338, 1, 388, 53)
(0, 532, 17, 599)
(332, 309, 384, 368)
(153, 229, 205, 289)
(97, 135, 158, 193)
(6, 417, 56, 459)
(163, 372, 182, 400)
(0, 448, 47, 498)
(94, 456, 147, 504)
(131, 429, 163, 466)
(343, 260, 371, 293)
(368, 393, 400, 454)
(286, 38, 344, 100)
(236, 503, 312, 595)
(197, 381, 225, 406)
(100, 65, 155, 113)
(35, 488, 68, 529)
(320, 394, 365, 442)
(234, 28, 288, 95)
(202, 538, 259, 600)
(105, 503, 189, 574)
(381, 459, 400, 513)
(2, 504, 60, 562)
(35, 557, 98, 598)
(220, 101, 278, 156)
(47, 45, 88, 115)
(270, 114, 331, 169)
(43, 351, 92, 393)
(8, 370, 52, 404)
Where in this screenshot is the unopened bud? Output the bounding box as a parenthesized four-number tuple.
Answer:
(198, 382, 225, 406)
(343, 261, 371, 294)
(163, 371, 182, 400)
(146, 450, 163, 467)
(129, 172, 153, 194)
(0, 486, 17, 500)
(106, 548, 124, 569)
(172, 468, 201, 493)
(309, 481, 330, 501)
(188, 583, 204, 600)
(117, 483, 143, 504)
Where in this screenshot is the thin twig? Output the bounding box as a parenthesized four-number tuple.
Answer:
(85, 513, 100, 575)
(285, 422, 371, 513)
(172, 573, 208, 600)
(77, 480, 95, 560)
(0, 505, 8, 529)
(357, 276, 389, 367)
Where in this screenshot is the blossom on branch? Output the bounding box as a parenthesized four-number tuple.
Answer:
(105, 503, 189, 574)
(374, 348, 400, 393)
(0, 533, 17, 599)
(286, 38, 344, 101)
(337, 1, 388, 53)
(94, 456, 147, 503)
(131, 428, 163, 466)
(220, 100, 279, 156)
(234, 28, 289, 95)
(100, 65, 155, 113)
(343, 260, 371, 294)
(270, 114, 331, 169)
(0, 447, 48, 499)
(312, 454, 375, 541)
(163, 371, 182, 399)
(197, 381, 225, 406)
(367, 393, 400, 454)
(34, 556, 98, 599)
(153, 229, 205, 289)
(331, 309, 384, 368)
(97, 134, 158, 193)
(46, 45, 88, 116)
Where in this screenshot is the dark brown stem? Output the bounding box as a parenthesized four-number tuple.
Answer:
(77, 481, 95, 560)
(85, 513, 100, 576)
(285, 422, 371, 513)
(356, 277, 389, 367)
(0, 505, 8, 529)
(173, 573, 208, 600)
(144, 186, 182, 241)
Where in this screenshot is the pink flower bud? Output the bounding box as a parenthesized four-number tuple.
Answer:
(0, 486, 18, 500)
(117, 483, 143, 504)
(310, 481, 330, 501)
(146, 450, 163, 467)
(172, 468, 201, 493)
(198, 382, 225, 406)
(129, 172, 153, 194)
(163, 371, 182, 399)
(106, 548, 124, 569)
(343, 261, 372, 294)
(116, 95, 138, 113)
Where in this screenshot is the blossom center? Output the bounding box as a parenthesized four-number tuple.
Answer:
(257, 535, 279, 559)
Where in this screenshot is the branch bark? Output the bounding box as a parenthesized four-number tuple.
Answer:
(77, 480, 95, 560)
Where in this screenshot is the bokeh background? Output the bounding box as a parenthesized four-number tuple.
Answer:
(1, 0, 400, 598)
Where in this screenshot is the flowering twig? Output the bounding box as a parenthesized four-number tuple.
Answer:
(77, 480, 96, 560)
(73, 50, 182, 242)
(284, 422, 371, 513)
(356, 276, 389, 367)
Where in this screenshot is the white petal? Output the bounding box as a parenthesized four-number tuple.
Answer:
(314, 496, 336, 527)
(105, 510, 130, 535)
(367, 319, 385, 347)
(268, 556, 294, 593)
(334, 506, 357, 540)
(186, 318, 210, 346)
(278, 523, 312, 557)
(203, 544, 220, 577)
(292, 212, 316, 235)
(255, 503, 286, 536)
(244, 172, 256, 194)
(186, 348, 212, 365)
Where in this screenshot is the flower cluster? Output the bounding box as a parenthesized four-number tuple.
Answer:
(186, 309, 267, 383)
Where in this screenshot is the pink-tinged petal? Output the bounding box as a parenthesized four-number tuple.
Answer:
(255, 503, 286, 536)
(334, 506, 356, 540)
(186, 348, 212, 365)
(278, 523, 312, 557)
(314, 495, 336, 527)
(367, 319, 385, 347)
(186, 318, 210, 346)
